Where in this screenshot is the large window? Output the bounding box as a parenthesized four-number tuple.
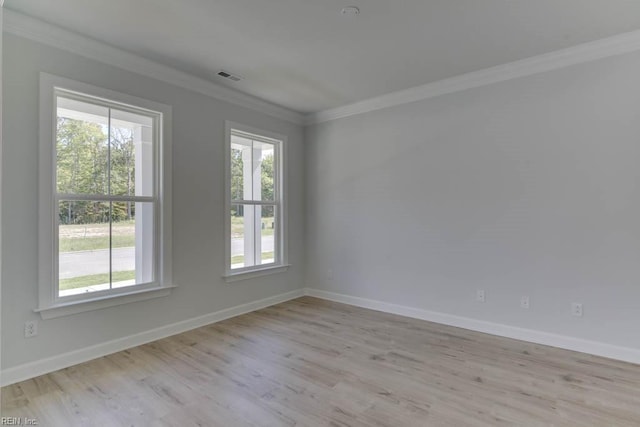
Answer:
(225, 122, 287, 279)
(38, 74, 172, 318)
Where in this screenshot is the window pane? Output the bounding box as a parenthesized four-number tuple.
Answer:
(56, 97, 109, 195)
(231, 204, 258, 269)
(58, 200, 154, 296)
(260, 205, 276, 265)
(112, 202, 154, 289)
(58, 201, 110, 296)
(231, 135, 252, 201)
(110, 109, 154, 197)
(257, 141, 275, 202)
(228, 129, 282, 273)
(230, 147, 245, 201)
(230, 204, 276, 269)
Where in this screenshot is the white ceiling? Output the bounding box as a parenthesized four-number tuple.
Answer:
(6, 0, 640, 114)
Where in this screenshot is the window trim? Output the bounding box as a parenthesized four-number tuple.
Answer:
(223, 121, 289, 281)
(37, 73, 173, 319)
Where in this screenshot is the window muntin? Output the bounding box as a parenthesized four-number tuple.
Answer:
(54, 91, 158, 299)
(228, 128, 283, 273)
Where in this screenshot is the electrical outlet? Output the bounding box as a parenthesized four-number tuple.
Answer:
(24, 321, 38, 338)
(521, 296, 530, 309)
(327, 269, 334, 281)
(571, 303, 583, 317)
(476, 289, 486, 303)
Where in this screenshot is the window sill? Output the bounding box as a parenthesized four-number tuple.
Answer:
(223, 264, 290, 283)
(35, 285, 176, 319)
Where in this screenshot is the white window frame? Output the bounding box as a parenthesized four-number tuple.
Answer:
(37, 73, 173, 319)
(224, 121, 289, 281)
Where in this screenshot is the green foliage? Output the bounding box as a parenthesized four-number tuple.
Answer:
(230, 146, 275, 218)
(59, 270, 136, 290)
(230, 148, 244, 201)
(261, 154, 274, 201)
(56, 117, 108, 195)
(57, 118, 138, 224)
(59, 221, 135, 253)
(231, 252, 274, 265)
(59, 234, 136, 253)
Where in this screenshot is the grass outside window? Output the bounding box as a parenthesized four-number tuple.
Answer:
(59, 270, 136, 290)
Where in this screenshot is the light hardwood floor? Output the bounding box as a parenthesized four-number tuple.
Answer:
(2, 296, 640, 426)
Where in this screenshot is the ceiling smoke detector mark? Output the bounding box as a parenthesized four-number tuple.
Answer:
(217, 70, 242, 82)
(341, 6, 360, 16)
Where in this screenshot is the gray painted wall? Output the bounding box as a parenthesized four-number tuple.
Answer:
(0, 4, 4, 382)
(4, 28, 640, 373)
(305, 51, 640, 349)
(1, 34, 305, 370)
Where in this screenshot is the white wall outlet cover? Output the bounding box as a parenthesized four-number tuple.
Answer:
(571, 303, 583, 317)
(476, 290, 486, 302)
(24, 321, 38, 338)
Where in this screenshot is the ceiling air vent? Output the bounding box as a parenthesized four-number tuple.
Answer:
(217, 70, 242, 82)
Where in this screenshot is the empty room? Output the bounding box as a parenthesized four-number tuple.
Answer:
(2, 1, 640, 425)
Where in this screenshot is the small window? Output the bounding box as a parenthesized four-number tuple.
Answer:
(38, 74, 172, 318)
(225, 122, 287, 279)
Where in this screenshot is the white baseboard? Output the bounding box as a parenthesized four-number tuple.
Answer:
(5, 287, 637, 387)
(304, 287, 640, 365)
(0, 289, 304, 387)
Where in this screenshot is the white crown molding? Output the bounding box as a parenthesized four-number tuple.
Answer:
(306, 29, 640, 125)
(2, 9, 305, 125)
(5, 10, 640, 127)
(0, 288, 304, 386)
(304, 288, 640, 365)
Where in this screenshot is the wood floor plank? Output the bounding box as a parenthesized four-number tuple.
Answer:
(2, 296, 640, 426)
